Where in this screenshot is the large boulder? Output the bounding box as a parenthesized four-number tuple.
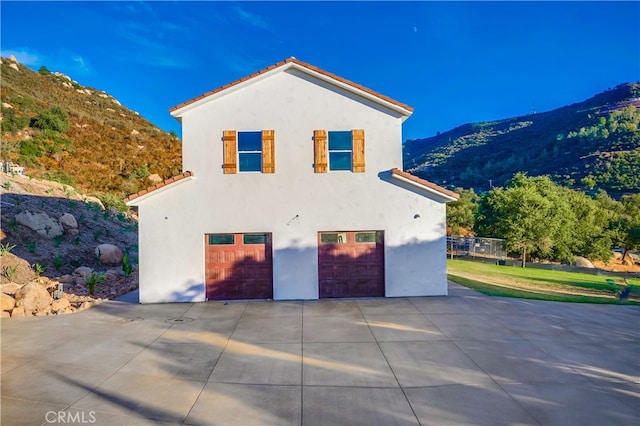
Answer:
(95, 244, 123, 265)
(59, 213, 78, 229)
(1, 293, 16, 312)
(574, 256, 595, 269)
(15, 211, 63, 238)
(14, 282, 53, 312)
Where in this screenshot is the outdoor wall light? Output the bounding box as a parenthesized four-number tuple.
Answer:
(286, 214, 300, 226)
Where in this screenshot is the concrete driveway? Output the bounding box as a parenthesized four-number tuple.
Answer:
(1, 282, 638, 426)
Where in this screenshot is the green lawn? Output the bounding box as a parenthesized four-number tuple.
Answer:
(447, 259, 640, 304)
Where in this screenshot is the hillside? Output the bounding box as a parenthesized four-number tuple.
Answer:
(404, 83, 640, 196)
(1, 172, 139, 317)
(0, 56, 182, 201)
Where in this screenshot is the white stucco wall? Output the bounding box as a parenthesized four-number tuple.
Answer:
(133, 68, 450, 303)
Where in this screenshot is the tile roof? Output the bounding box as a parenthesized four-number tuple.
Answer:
(125, 171, 193, 203)
(169, 57, 414, 114)
(390, 168, 459, 200)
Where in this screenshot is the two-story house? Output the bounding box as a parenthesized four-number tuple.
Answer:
(125, 57, 458, 303)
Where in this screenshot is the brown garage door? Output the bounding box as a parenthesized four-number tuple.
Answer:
(318, 231, 385, 298)
(205, 233, 273, 300)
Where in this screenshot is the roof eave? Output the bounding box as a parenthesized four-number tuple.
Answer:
(390, 171, 459, 202)
(125, 174, 194, 206)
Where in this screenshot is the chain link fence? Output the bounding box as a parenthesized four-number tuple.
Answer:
(447, 236, 507, 261)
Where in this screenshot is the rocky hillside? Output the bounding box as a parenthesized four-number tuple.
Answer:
(1, 172, 138, 318)
(0, 55, 182, 200)
(404, 83, 640, 196)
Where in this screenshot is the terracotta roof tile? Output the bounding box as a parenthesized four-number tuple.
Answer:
(169, 57, 413, 114)
(125, 171, 193, 203)
(390, 168, 459, 200)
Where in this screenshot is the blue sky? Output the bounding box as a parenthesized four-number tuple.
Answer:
(1, 1, 639, 141)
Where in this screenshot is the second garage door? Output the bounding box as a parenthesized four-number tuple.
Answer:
(205, 233, 273, 300)
(318, 231, 385, 298)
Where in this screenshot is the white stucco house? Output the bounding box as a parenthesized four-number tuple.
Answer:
(126, 57, 458, 303)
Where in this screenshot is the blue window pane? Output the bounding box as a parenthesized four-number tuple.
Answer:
(328, 131, 352, 150)
(238, 131, 262, 152)
(329, 152, 352, 171)
(209, 234, 234, 245)
(239, 153, 262, 171)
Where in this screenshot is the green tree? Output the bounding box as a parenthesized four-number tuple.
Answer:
(446, 188, 478, 235)
(476, 176, 558, 267)
(612, 194, 640, 261)
(38, 66, 50, 75)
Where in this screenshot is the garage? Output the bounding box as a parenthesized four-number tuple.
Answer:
(205, 233, 273, 300)
(318, 231, 385, 298)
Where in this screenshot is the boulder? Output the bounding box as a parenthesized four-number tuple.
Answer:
(58, 275, 75, 284)
(1, 293, 16, 311)
(14, 282, 53, 312)
(1, 311, 10, 318)
(95, 244, 123, 265)
(83, 196, 105, 210)
(59, 213, 78, 229)
(574, 256, 595, 269)
(11, 305, 26, 317)
(15, 211, 63, 238)
(1, 283, 22, 295)
(147, 174, 163, 185)
(74, 266, 93, 278)
(51, 298, 70, 312)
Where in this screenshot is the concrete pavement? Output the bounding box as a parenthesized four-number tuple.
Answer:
(1, 282, 638, 425)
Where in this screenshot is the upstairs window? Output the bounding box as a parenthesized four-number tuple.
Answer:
(223, 130, 275, 174)
(238, 131, 262, 172)
(314, 129, 365, 173)
(328, 131, 352, 171)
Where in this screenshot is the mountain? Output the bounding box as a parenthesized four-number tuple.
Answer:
(404, 83, 640, 196)
(0, 56, 182, 203)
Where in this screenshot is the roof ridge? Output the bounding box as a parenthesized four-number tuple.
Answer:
(169, 57, 413, 114)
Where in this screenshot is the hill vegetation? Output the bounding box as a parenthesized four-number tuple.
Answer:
(404, 83, 640, 197)
(0, 56, 182, 205)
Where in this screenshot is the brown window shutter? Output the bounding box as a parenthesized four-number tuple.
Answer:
(352, 129, 365, 173)
(314, 130, 328, 173)
(222, 130, 237, 174)
(262, 130, 275, 173)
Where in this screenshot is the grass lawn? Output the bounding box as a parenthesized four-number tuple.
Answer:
(447, 259, 640, 304)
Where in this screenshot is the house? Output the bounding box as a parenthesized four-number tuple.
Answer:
(125, 57, 459, 303)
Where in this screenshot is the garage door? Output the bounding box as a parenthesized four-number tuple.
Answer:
(318, 231, 385, 298)
(205, 233, 273, 300)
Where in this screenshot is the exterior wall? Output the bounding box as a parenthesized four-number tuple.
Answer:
(135, 69, 449, 303)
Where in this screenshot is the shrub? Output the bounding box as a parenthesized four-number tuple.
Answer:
(31, 106, 70, 133)
(96, 192, 129, 213)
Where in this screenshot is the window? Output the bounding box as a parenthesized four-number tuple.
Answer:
(314, 129, 365, 173)
(355, 232, 380, 243)
(238, 131, 262, 172)
(208, 234, 235, 245)
(320, 232, 347, 244)
(222, 130, 275, 174)
(328, 131, 352, 171)
(243, 233, 269, 244)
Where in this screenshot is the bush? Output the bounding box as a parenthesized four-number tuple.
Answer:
(31, 106, 70, 133)
(96, 192, 129, 213)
